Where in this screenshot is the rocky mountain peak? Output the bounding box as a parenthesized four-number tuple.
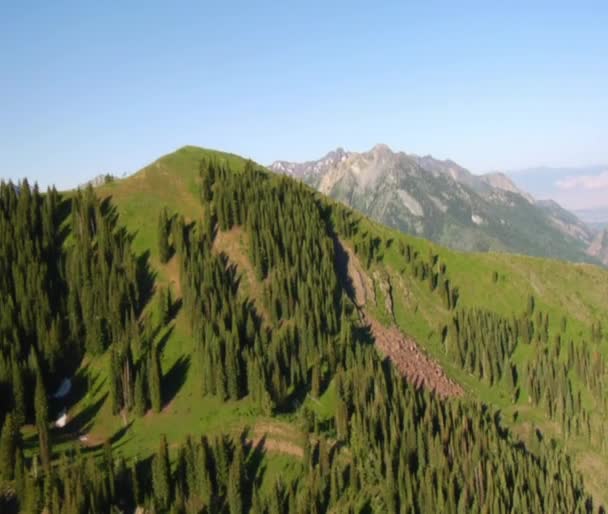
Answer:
(268, 147, 350, 178)
(370, 143, 393, 156)
(268, 144, 600, 264)
(480, 172, 535, 203)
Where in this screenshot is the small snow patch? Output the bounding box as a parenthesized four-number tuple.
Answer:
(55, 409, 68, 428)
(52, 378, 72, 399)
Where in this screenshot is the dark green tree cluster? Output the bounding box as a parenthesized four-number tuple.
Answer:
(158, 206, 172, 264)
(1, 163, 604, 513)
(0, 181, 66, 425)
(108, 318, 163, 416)
(327, 343, 595, 513)
(180, 233, 250, 403)
(66, 185, 143, 356)
(445, 308, 519, 385)
(179, 159, 348, 413)
(0, 181, 150, 493)
(524, 343, 589, 437)
(398, 241, 459, 309)
(521, 331, 608, 444)
(441, 287, 608, 447)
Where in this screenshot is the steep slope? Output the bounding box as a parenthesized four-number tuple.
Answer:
(99, 147, 608, 506)
(2, 146, 608, 512)
(587, 228, 608, 265)
(270, 145, 597, 263)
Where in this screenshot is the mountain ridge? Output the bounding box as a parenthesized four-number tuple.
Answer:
(4, 145, 608, 511)
(269, 145, 601, 264)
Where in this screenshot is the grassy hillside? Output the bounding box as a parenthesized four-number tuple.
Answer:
(4, 145, 608, 512)
(95, 146, 608, 501)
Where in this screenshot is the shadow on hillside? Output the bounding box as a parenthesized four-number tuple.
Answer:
(54, 364, 105, 414)
(169, 297, 183, 323)
(109, 420, 134, 446)
(244, 432, 268, 484)
(41, 392, 109, 450)
(239, 428, 278, 508)
(332, 233, 357, 306)
(353, 323, 375, 347)
(137, 249, 156, 312)
(163, 355, 190, 408)
(156, 325, 175, 356)
(68, 392, 109, 435)
(56, 196, 73, 246)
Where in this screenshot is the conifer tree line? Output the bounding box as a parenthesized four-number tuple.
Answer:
(445, 308, 519, 385)
(107, 312, 164, 417)
(0, 180, 64, 425)
(66, 186, 143, 356)
(0, 180, 154, 507)
(0, 182, 144, 419)
(178, 159, 347, 414)
(330, 197, 461, 311)
(180, 158, 597, 512)
(1, 163, 605, 513)
(441, 288, 608, 449)
(3, 315, 597, 513)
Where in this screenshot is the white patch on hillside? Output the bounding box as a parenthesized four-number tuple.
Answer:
(53, 378, 72, 399)
(55, 409, 68, 428)
(471, 214, 484, 225)
(429, 195, 448, 213)
(397, 190, 424, 217)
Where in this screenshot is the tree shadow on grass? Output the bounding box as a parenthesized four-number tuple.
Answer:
(137, 249, 156, 313)
(44, 392, 109, 449)
(68, 392, 109, 435)
(169, 298, 183, 323)
(240, 428, 270, 510)
(59, 364, 106, 412)
(162, 355, 191, 408)
(156, 325, 175, 356)
(110, 420, 134, 446)
(353, 323, 376, 347)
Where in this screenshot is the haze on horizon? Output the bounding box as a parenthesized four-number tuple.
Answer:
(1, 2, 607, 207)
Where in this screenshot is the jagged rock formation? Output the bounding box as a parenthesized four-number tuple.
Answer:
(270, 145, 598, 264)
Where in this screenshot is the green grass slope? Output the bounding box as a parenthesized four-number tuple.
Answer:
(60, 145, 608, 505)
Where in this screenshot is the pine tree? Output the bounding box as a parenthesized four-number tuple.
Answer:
(149, 347, 163, 413)
(34, 373, 51, 472)
(158, 207, 171, 264)
(228, 443, 244, 514)
(311, 363, 321, 398)
(11, 355, 26, 426)
(157, 286, 171, 326)
(0, 412, 18, 480)
(134, 367, 147, 416)
(109, 348, 122, 415)
(153, 434, 172, 509)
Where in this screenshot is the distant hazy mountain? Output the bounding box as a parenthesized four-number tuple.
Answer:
(574, 206, 608, 230)
(507, 165, 608, 212)
(270, 145, 600, 264)
(587, 228, 608, 264)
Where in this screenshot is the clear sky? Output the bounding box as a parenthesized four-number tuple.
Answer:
(1, 1, 607, 191)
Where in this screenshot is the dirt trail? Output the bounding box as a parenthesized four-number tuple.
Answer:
(336, 237, 463, 398)
(244, 421, 304, 458)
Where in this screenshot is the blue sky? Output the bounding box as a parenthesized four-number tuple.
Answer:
(1, 1, 607, 193)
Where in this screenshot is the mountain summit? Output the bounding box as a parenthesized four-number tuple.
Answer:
(270, 145, 598, 263)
